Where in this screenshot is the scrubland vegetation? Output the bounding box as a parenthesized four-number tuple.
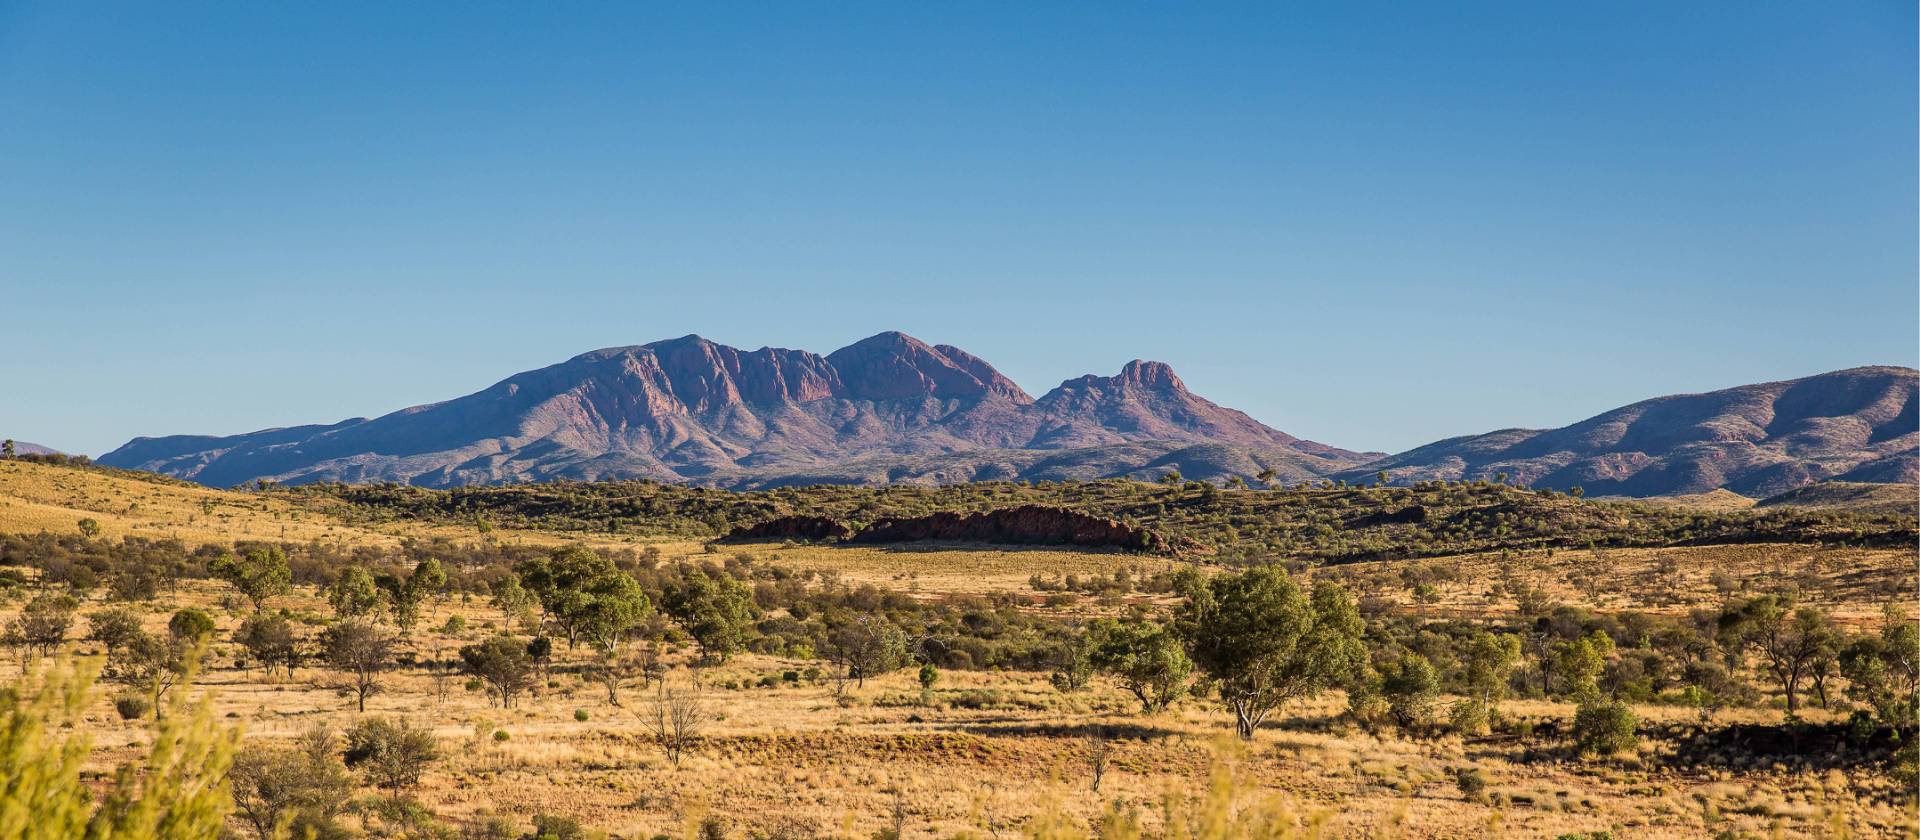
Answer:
(0, 459, 1914, 838)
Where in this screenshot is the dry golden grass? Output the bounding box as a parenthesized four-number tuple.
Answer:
(9, 560, 1909, 840)
(1318, 543, 1918, 628)
(5, 463, 1917, 838)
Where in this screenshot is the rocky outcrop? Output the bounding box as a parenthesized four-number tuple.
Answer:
(721, 515, 855, 543)
(849, 505, 1197, 554)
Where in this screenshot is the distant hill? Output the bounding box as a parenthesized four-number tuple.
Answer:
(1340, 366, 1918, 498)
(100, 332, 1375, 488)
(1757, 481, 1915, 514)
(2, 440, 60, 456)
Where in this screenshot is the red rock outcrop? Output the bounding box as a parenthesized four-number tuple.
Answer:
(721, 515, 855, 543)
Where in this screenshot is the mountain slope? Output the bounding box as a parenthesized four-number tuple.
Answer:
(1340, 366, 1919, 498)
(100, 332, 1371, 488)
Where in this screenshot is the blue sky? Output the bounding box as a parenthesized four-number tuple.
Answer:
(2, 2, 1914, 457)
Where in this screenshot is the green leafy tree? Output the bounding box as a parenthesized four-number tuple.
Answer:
(1719, 595, 1840, 715)
(822, 615, 909, 690)
(1572, 697, 1638, 756)
(1838, 605, 1919, 731)
(167, 609, 216, 646)
(1451, 630, 1521, 733)
(1087, 617, 1193, 714)
(234, 613, 301, 679)
(460, 636, 537, 709)
(1379, 651, 1440, 729)
(229, 724, 353, 839)
(577, 571, 653, 658)
(208, 547, 291, 612)
(376, 559, 447, 635)
(6, 594, 79, 661)
(660, 565, 758, 663)
(86, 608, 146, 664)
(1174, 566, 1367, 739)
(327, 567, 384, 620)
(488, 573, 537, 635)
(1548, 631, 1613, 702)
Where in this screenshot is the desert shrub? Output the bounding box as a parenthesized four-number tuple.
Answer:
(574, 708, 590, 722)
(1448, 698, 1490, 736)
(525, 813, 592, 840)
(344, 717, 439, 798)
(1571, 699, 1638, 756)
(1453, 766, 1488, 801)
(113, 693, 150, 721)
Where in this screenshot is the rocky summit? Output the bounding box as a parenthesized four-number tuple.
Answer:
(100, 332, 1373, 489)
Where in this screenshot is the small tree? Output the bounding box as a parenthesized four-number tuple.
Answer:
(489, 573, 537, 635)
(377, 559, 447, 635)
(1840, 607, 1920, 730)
(1087, 617, 1193, 714)
(327, 566, 385, 620)
(321, 619, 394, 712)
(76, 518, 101, 539)
(1380, 651, 1441, 730)
(1720, 595, 1839, 715)
(208, 547, 292, 612)
(460, 636, 536, 709)
(229, 724, 354, 839)
(1049, 631, 1095, 693)
(236, 612, 302, 679)
(1453, 630, 1521, 732)
(1572, 697, 1638, 756)
(1548, 631, 1613, 702)
(86, 607, 145, 663)
(343, 717, 439, 800)
(639, 681, 711, 770)
(823, 615, 908, 690)
(1174, 566, 1367, 739)
(7, 593, 79, 662)
(660, 565, 757, 663)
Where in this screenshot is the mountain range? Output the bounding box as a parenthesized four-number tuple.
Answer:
(94, 333, 1916, 498)
(98, 332, 1375, 489)
(1334, 364, 1917, 498)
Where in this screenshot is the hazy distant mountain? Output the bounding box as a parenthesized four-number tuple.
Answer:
(100, 332, 1374, 488)
(2, 440, 60, 456)
(1339, 366, 1918, 498)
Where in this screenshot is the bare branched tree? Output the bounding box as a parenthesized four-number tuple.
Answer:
(1087, 728, 1112, 792)
(637, 679, 711, 770)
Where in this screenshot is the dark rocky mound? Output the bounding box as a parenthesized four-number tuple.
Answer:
(721, 515, 855, 543)
(849, 504, 1196, 554)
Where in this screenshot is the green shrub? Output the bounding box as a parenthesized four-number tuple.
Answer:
(493, 729, 511, 742)
(1453, 766, 1488, 801)
(1571, 699, 1638, 756)
(574, 708, 591, 722)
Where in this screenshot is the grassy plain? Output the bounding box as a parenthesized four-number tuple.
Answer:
(2, 461, 1915, 838)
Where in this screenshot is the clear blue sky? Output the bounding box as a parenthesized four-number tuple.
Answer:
(2, 2, 1914, 457)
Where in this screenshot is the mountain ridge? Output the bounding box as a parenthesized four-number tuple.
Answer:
(1336, 365, 1918, 498)
(101, 332, 1373, 489)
